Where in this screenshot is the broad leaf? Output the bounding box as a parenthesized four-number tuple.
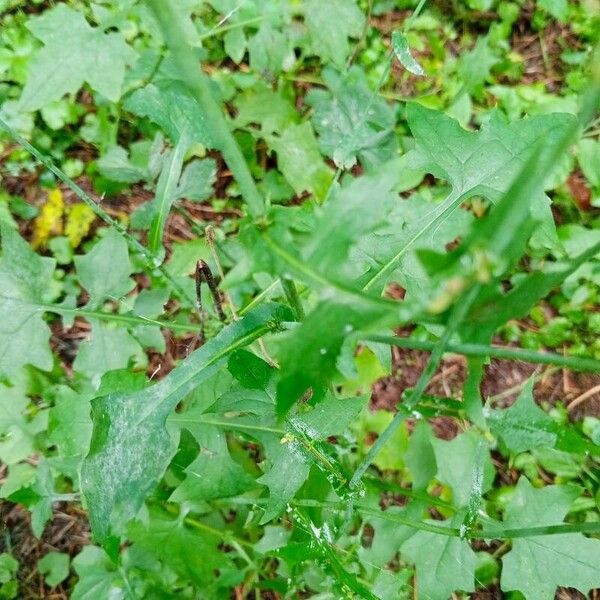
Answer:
(0, 383, 46, 465)
(176, 158, 217, 202)
(308, 67, 398, 169)
(359, 502, 425, 568)
(37, 552, 70, 588)
(268, 122, 333, 201)
(234, 83, 297, 135)
(401, 514, 477, 600)
(168, 423, 256, 503)
(432, 430, 495, 507)
(19, 4, 135, 111)
(407, 104, 575, 203)
(304, 0, 365, 67)
(74, 228, 135, 310)
(129, 510, 231, 588)
(405, 105, 576, 249)
(0, 223, 56, 376)
(81, 304, 289, 542)
(125, 81, 213, 147)
(405, 420, 437, 490)
(73, 320, 144, 380)
(487, 380, 557, 453)
(171, 351, 366, 522)
(71, 546, 123, 600)
(501, 477, 600, 599)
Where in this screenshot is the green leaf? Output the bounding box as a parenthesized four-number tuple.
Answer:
(359, 502, 425, 568)
(577, 138, 600, 188)
(0, 554, 18, 585)
(7, 459, 55, 537)
(48, 385, 93, 472)
(125, 81, 213, 147)
(487, 379, 557, 453)
(405, 105, 576, 246)
(352, 192, 473, 296)
(19, 4, 135, 111)
(269, 172, 422, 413)
(254, 525, 291, 554)
(81, 304, 289, 543)
(171, 349, 363, 522)
(268, 122, 333, 201)
(72, 320, 144, 380)
(407, 105, 572, 199)
(501, 477, 600, 599)
(169, 423, 256, 503)
(537, 0, 569, 21)
(275, 296, 392, 413)
(148, 136, 189, 256)
(432, 430, 495, 507)
(304, 0, 365, 67)
(463, 236, 600, 343)
(37, 552, 70, 588)
(0, 223, 56, 376)
(401, 514, 476, 600)
(0, 383, 46, 465)
(128, 510, 231, 588)
(176, 158, 217, 202)
(353, 410, 409, 472)
(74, 228, 135, 310)
(96, 145, 149, 184)
(405, 420, 436, 490)
(0, 464, 36, 499)
(304, 170, 399, 281)
(456, 36, 498, 93)
(391, 31, 425, 76)
(234, 83, 298, 135)
(308, 67, 398, 169)
(71, 546, 123, 600)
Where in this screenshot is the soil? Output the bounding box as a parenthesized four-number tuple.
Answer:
(0, 501, 89, 599)
(370, 345, 600, 428)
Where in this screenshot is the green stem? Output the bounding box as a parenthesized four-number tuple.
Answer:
(464, 356, 486, 427)
(349, 285, 480, 488)
(39, 301, 202, 333)
(361, 335, 600, 373)
(147, 0, 265, 218)
(238, 279, 282, 316)
(198, 16, 264, 41)
(214, 497, 600, 539)
(281, 278, 305, 320)
(162, 504, 254, 548)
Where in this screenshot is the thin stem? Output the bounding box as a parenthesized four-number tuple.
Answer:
(53, 304, 201, 333)
(213, 497, 600, 540)
(162, 504, 253, 548)
(349, 285, 480, 488)
(403, 0, 428, 30)
(281, 278, 305, 320)
(0, 119, 144, 254)
(147, 0, 265, 218)
(238, 279, 282, 316)
(0, 116, 195, 304)
(361, 335, 600, 373)
(198, 15, 264, 42)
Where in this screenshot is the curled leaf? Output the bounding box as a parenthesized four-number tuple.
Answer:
(391, 31, 425, 76)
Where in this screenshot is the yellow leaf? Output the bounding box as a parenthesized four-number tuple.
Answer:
(31, 188, 64, 249)
(65, 203, 95, 248)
